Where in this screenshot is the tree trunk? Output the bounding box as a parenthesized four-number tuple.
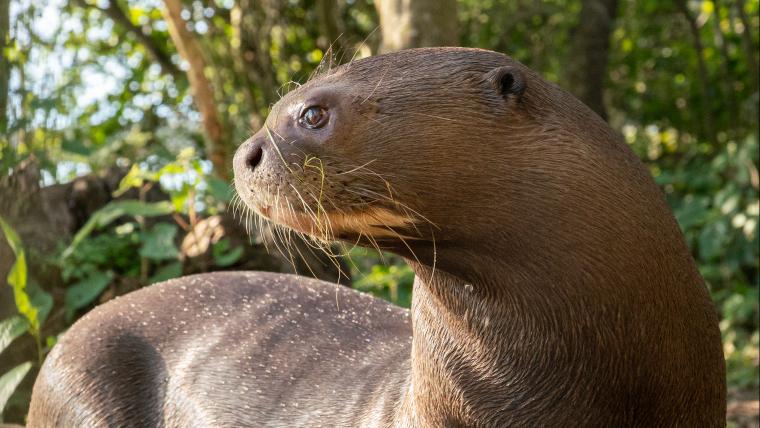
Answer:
(677, 0, 716, 143)
(374, 0, 459, 53)
(734, 0, 759, 93)
(712, 0, 740, 131)
(315, 0, 351, 58)
(162, 0, 232, 180)
(0, 0, 9, 134)
(565, 0, 619, 121)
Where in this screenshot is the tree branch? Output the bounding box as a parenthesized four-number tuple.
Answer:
(676, 0, 716, 142)
(0, 0, 9, 134)
(162, 0, 231, 180)
(374, 0, 459, 53)
(565, 0, 619, 121)
(734, 0, 759, 93)
(315, 0, 350, 58)
(712, 0, 740, 131)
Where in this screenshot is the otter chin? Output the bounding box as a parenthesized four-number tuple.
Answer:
(249, 200, 417, 241)
(29, 48, 725, 428)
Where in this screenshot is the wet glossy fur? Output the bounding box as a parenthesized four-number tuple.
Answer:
(29, 48, 725, 427)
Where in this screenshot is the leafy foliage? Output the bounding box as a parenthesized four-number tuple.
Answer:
(350, 249, 415, 308)
(0, 362, 32, 421)
(0, 218, 36, 335)
(65, 271, 115, 320)
(62, 200, 175, 259)
(0, 317, 28, 357)
(0, 221, 39, 420)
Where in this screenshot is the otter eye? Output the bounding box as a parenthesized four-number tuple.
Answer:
(298, 106, 328, 129)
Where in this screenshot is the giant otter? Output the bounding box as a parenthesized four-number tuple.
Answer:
(28, 48, 725, 427)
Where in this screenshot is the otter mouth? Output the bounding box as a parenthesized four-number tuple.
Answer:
(252, 201, 420, 241)
(233, 135, 431, 244)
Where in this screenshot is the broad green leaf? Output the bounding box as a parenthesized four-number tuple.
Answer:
(674, 197, 710, 230)
(149, 261, 183, 284)
(28, 281, 54, 326)
(0, 217, 39, 335)
(45, 335, 58, 350)
(169, 187, 190, 212)
(0, 362, 32, 418)
(699, 221, 730, 261)
(212, 239, 244, 267)
(65, 271, 114, 316)
(0, 316, 28, 355)
(0, 217, 23, 255)
(207, 176, 233, 203)
(139, 223, 179, 260)
(62, 200, 174, 259)
(113, 164, 148, 197)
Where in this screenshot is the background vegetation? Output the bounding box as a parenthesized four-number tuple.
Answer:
(0, 0, 758, 425)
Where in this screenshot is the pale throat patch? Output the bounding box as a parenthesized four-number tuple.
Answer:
(257, 203, 418, 241)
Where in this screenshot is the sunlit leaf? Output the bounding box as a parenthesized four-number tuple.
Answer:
(0, 317, 28, 355)
(149, 261, 183, 284)
(139, 223, 179, 260)
(65, 271, 114, 317)
(62, 200, 175, 259)
(0, 217, 39, 335)
(0, 362, 32, 418)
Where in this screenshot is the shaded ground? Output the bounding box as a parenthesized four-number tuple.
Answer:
(729, 388, 760, 428)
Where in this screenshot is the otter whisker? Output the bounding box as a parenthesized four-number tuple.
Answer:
(335, 159, 378, 176)
(405, 111, 468, 125)
(288, 183, 328, 240)
(347, 25, 380, 66)
(288, 230, 323, 281)
(362, 209, 425, 267)
(264, 124, 296, 174)
(269, 222, 292, 268)
(361, 66, 390, 104)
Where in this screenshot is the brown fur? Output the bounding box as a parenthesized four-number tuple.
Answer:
(29, 48, 725, 427)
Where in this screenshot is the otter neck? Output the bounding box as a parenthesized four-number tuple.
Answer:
(400, 236, 675, 425)
(403, 258, 564, 425)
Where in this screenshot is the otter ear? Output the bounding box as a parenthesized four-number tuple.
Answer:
(487, 66, 526, 100)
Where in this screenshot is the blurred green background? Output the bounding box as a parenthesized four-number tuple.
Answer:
(0, 0, 757, 425)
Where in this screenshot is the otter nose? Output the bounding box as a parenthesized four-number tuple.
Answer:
(234, 137, 265, 175)
(245, 144, 263, 171)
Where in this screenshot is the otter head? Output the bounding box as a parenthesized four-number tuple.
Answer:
(233, 47, 609, 273)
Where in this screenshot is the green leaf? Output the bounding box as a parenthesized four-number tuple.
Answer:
(62, 200, 174, 259)
(0, 362, 32, 418)
(61, 136, 94, 157)
(0, 217, 23, 255)
(698, 221, 729, 261)
(674, 196, 710, 230)
(113, 164, 163, 197)
(207, 176, 233, 203)
(28, 281, 54, 326)
(149, 261, 182, 284)
(0, 217, 39, 335)
(0, 316, 28, 355)
(169, 187, 190, 212)
(139, 223, 179, 260)
(45, 335, 58, 350)
(212, 239, 244, 267)
(65, 271, 114, 317)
